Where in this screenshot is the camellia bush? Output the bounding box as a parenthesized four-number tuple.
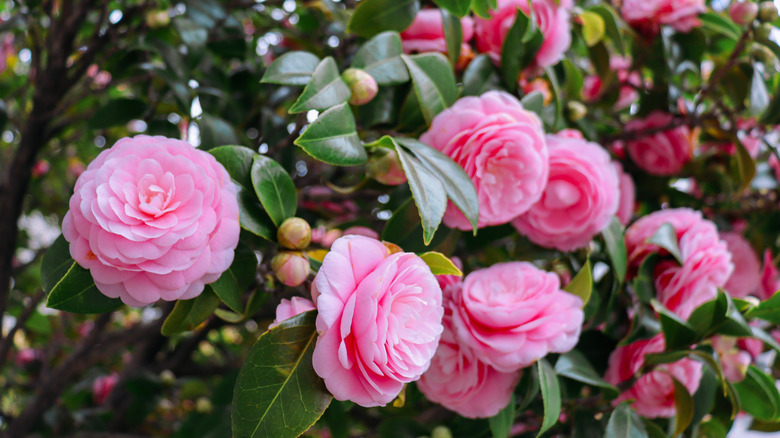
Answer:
(7, 0, 780, 436)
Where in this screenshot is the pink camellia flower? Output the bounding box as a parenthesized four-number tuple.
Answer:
(614, 162, 636, 226)
(311, 235, 444, 407)
(269, 296, 316, 328)
(62, 135, 240, 306)
(721, 232, 761, 298)
(738, 335, 764, 360)
(401, 10, 474, 59)
(712, 336, 751, 382)
(605, 334, 702, 418)
(92, 373, 119, 405)
(474, 0, 573, 69)
(625, 111, 697, 176)
(417, 302, 520, 419)
(770, 153, 780, 183)
(450, 262, 583, 372)
(760, 249, 780, 300)
(582, 56, 641, 110)
(342, 226, 380, 240)
(625, 208, 733, 319)
(419, 91, 548, 229)
(513, 134, 619, 251)
(620, 0, 705, 35)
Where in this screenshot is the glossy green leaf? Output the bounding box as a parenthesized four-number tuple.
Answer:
(520, 91, 544, 117)
(733, 365, 780, 421)
(516, 364, 540, 411)
(351, 32, 409, 85)
(161, 288, 221, 335)
(489, 393, 515, 438)
(734, 139, 756, 192)
(433, 0, 470, 17)
(209, 145, 257, 190)
(289, 57, 351, 113)
(647, 222, 683, 264)
(232, 311, 332, 438)
(604, 402, 648, 438)
(588, 41, 611, 79)
(394, 137, 479, 231)
(208, 242, 257, 313)
(471, 0, 497, 19)
(199, 115, 239, 149)
(537, 359, 561, 438)
(699, 12, 741, 40)
(250, 155, 297, 227)
(633, 253, 658, 304)
(602, 217, 627, 283)
(401, 53, 458, 125)
(419, 252, 462, 276)
(554, 350, 618, 397)
(41, 235, 75, 294)
(462, 54, 498, 96)
(562, 59, 584, 99)
(748, 291, 780, 323)
(652, 299, 697, 350)
(579, 11, 605, 47)
(261, 51, 321, 86)
(500, 8, 542, 93)
(672, 377, 694, 436)
(564, 259, 592, 307)
(237, 186, 276, 241)
(347, 0, 420, 38)
(750, 67, 770, 116)
(294, 103, 367, 166)
(590, 5, 625, 55)
(441, 10, 462, 67)
(46, 258, 123, 314)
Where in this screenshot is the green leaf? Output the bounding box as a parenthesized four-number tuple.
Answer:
(381, 198, 421, 244)
(232, 311, 332, 438)
(602, 217, 627, 284)
(46, 262, 123, 314)
(652, 299, 697, 350)
(750, 67, 770, 116)
(537, 359, 561, 438)
(489, 393, 515, 438)
(294, 103, 368, 166)
(647, 222, 683, 264)
(347, 0, 420, 38)
(289, 57, 351, 113)
(562, 59, 584, 99)
(250, 155, 297, 227)
(175, 18, 208, 48)
(590, 5, 625, 55)
(261, 51, 321, 86)
(41, 235, 75, 294)
(733, 365, 780, 421)
(433, 0, 470, 17)
(237, 186, 276, 241)
(520, 91, 545, 117)
(88, 98, 147, 129)
(441, 10, 463, 67)
(401, 53, 458, 125)
(580, 11, 605, 47)
(554, 350, 618, 397)
(564, 259, 592, 307)
(699, 12, 741, 40)
(588, 41, 611, 79)
(633, 253, 658, 304)
(471, 0, 497, 19)
(604, 402, 648, 438)
(462, 54, 499, 96)
(209, 145, 257, 191)
(419, 252, 462, 276)
(394, 137, 479, 231)
(208, 242, 257, 313)
(734, 138, 756, 192)
(672, 377, 694, 436)
(351, 32, 409, 85)
(500, 8, 542, 93)
(161, 288, 221, 335)
(516, 365, 540, 411)
(199, 115, 239, 149)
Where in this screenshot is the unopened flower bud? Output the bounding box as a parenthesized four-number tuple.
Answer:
(342, 68, 378, 106)
(751, 44, 775, 63)
(756, 22, 774, 39)
(759, 2, 778, 22)
(367, 149, 407, 185)
(277, 217, 312, 249)
(196, 397, 213, 413)
(146, 10, 171, 28)
(272, 251, 310, 287)
(566, 101, 587, 122)
(432, 426, 453, 438)
(730, 1, 759, 25)
(159, 370, 176, 385)
(32, 160, 50, 178)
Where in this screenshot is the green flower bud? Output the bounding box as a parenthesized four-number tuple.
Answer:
(432, 426, 453, 438)
(145, 10, 171, 28)
(759, 1, 778, 22)
(271, 251, 310, 287)
(195, 397, 213, 414)
(277, 217, 312, 250)
(756, 22, 774, 39)
(566, 101, 587, 122)
(367, 149, 407, 186)
(342, 68, 379, 106)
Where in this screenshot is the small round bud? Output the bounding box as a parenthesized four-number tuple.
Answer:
(277, 217, 312, 249)
(432, 426, 453, 438)
(196, 397, 213, 414)
(342, 68, 379, 106)
(145, 10, 171, 28)
(366, 149, 407, 186)
(566, 101, 587, 122)
(31, 160, 50, 178)
(751, 44, 775, 63)
(159, 370, 176, 385)
(759, 1, 778, 22)
(271, 251, 310, 287)
(730, 1, 759, 25)
(756, 22, 774, 39)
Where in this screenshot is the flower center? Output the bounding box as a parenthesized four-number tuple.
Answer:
(137, 174, 175, 217)
(543, 179, 581, 210)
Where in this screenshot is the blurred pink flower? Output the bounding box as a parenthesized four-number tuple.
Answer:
(614, 162, 636, 225)
(721, 232, 761, 298)
(92, 373, 119, 405)
(401, 9, 474, 59)
(269, 297, 316, 328)
(582, 56, 641, 110)
(625, 111, 696, 176)
(760, 249, 780, 300)
(620, 0, 705, 35)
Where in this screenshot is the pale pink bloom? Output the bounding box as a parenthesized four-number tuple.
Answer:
(311, 235, 443, 407)
(14, 348, 40, 367)
(474, 0, 573, 69)
(420, 91, 548, 229)
(450, 262, 583, 372)
(417, 305, 520, 418)
(760, 249, 780, 300)
(614, 162, 636, 226)
(269, 297, 316, 328)
(311, 226, 343, 249)
(625, 208, 732, 319)
(401, 9, 474, 58)
(62, 135, 240, 306)
(92, 373, 119, 405)
(342, 226, 379, 240)
(620, 0, 705, 35)
(582, 56, 641, 110)
(712, 336, 751, 382)
(605, 334, 702, 418)
(625, 111, 696, 176)
(738, 336, 764, 360)
(556, 129, 584, 139)
(721, 232, 761, 298)
(513, 134, 619, 251)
